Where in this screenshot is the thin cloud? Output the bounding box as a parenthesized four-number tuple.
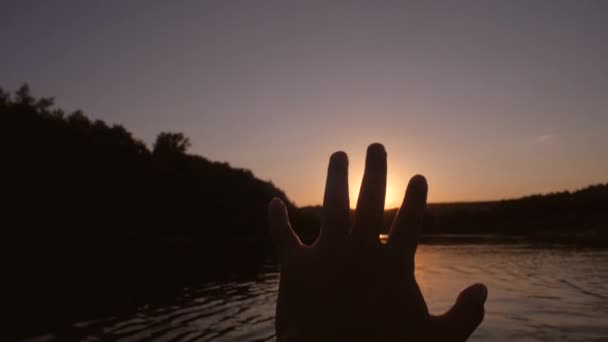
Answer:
(536, 134, 556, 144)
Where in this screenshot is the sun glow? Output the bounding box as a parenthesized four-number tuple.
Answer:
(342, 147, 413, 210)
(385, 181, 403, 209)
(349, 175, 404, 209)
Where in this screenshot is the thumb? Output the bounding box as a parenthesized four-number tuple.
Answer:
(268, 198, 302, 261)
(432, 283, 487, 341)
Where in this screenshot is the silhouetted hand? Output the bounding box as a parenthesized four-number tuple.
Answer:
(269, 143, 487, 341)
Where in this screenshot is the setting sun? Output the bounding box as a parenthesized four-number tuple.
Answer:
(350, 172, 405, 209)
(384, 178, 404, 209)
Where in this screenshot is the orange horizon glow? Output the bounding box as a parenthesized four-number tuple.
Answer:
(3, 2, 606, 208)
(272, 145, 607, 209)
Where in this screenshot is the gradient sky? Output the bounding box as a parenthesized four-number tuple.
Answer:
(2, 1, 607, 207)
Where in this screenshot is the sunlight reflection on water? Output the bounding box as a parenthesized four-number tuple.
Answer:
(28, 243, 608, 342)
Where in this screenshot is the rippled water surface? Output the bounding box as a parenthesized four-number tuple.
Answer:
(28, 244, 608, 341)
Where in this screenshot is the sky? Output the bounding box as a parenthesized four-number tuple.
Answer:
(2, 1, 607, 208)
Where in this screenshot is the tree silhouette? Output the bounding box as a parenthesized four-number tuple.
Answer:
(2, 83, 298, 339)
(153, 132, 191, 156)
(15, 83, 34, 105)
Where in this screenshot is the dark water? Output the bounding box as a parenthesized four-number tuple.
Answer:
(27, 243, 608, 342)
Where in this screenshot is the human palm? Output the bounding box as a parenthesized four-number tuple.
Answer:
(269, 143, 487, 341)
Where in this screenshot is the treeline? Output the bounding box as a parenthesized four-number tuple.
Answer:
(1, 84, 305, 336)
(297, 184, 608, 244)
(422, 185, 608, 237)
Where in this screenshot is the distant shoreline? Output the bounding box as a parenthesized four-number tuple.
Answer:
(377, 233, 608, 247)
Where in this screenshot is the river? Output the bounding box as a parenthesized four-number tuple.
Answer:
(27, 243, 608, 341)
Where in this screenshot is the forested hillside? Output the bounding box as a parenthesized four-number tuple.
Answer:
(1, 84, 299, 334)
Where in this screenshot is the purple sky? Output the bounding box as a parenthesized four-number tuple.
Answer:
(2, 1, 607, 207)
